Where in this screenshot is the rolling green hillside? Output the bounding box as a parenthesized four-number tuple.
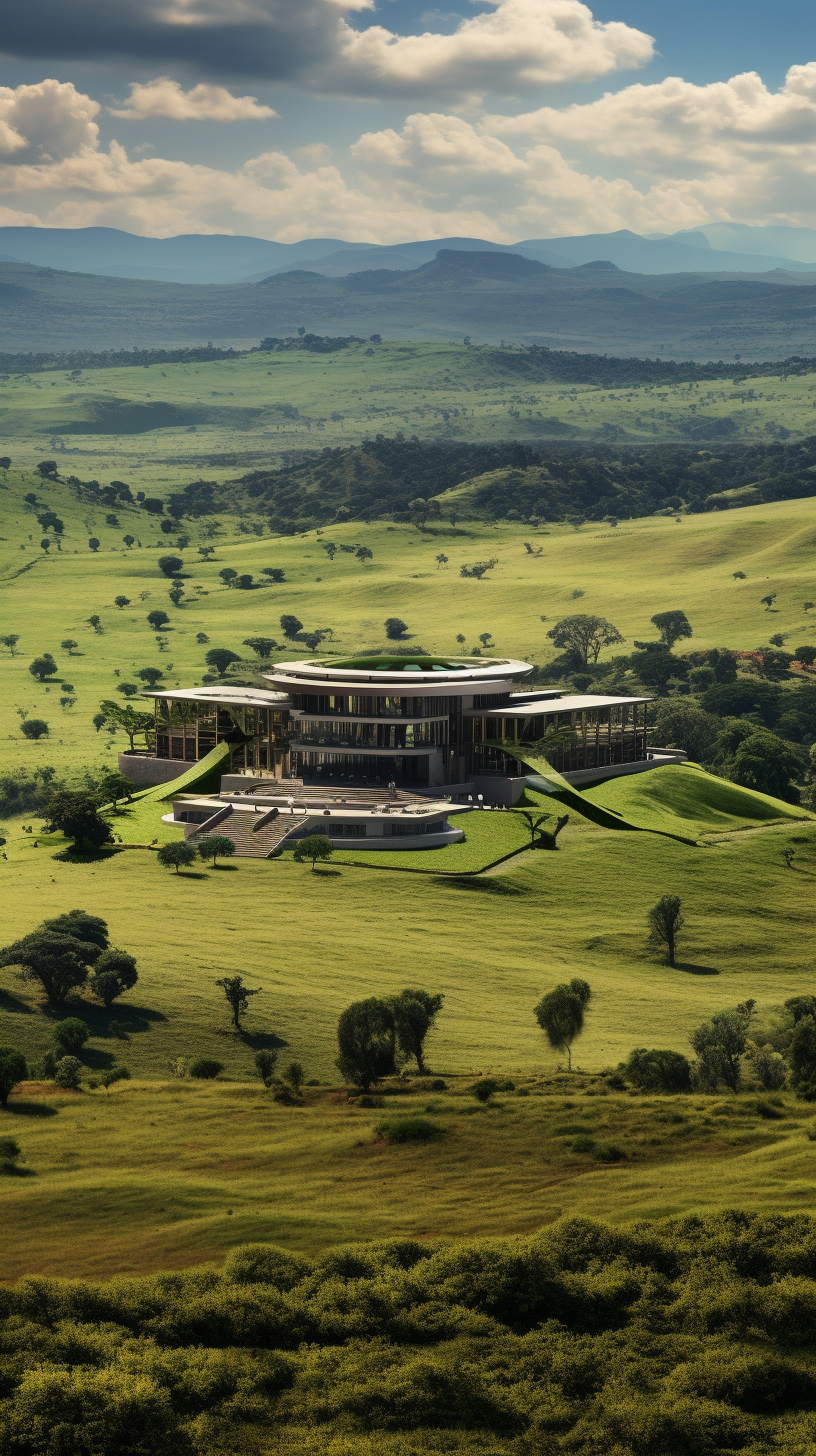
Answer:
(2, 337, 815, 485)
(3, 251, 816, 356)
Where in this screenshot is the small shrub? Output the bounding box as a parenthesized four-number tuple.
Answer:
(99, 1066, 130, 1089)
(272, 1084, 300, 1105)
(429, 1078, 447, 1091)
(471, 1078, 500, 1102)
(254, 1049, 277, 1087)
(52, 1017, 90, 1056)
(570, 1134, 597, 1154)
(0, 1135, 22, 1171)
(189, 1058, 223, 1080)
(376, 1116, 442, 1143)
(357, 1094, 384, 1108)
(54, 1056, 83, 1090)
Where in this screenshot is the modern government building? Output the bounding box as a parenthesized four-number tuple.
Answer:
(121, 656, 669, 854)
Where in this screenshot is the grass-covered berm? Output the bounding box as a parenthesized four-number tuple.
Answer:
(4, 1210, 816, 1455)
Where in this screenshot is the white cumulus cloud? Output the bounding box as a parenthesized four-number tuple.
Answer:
(109, 78, 279, 122)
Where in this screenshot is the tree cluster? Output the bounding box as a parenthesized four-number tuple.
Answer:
(0, 909, 138, 1008)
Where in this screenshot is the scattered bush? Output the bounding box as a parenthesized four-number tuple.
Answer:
(156, 842, 198, 874)
(377, 1116, 441, 1144)
(52, 1018, 90, 1056)
(254, 1049, 278, 1087)
(21, 718, 49, 740)
(471, 1078, 500, 1102)
(54, 1056, 83, 1090)
(189, 1058, 223, 1080)
(0, 1134, 22, 1170)
(624, 1048, 692, 1093)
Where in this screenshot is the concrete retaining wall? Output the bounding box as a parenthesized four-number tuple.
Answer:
(119, 754, 197, 787)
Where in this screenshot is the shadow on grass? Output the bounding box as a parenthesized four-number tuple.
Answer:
(174, 870, 209, 880)
(5, 1101, 59, 1118)
(676, 961, 721, 976)
(0, 987, 34, 1015)
(0, 1165, 36, 1178)
(75, 1001, 167, 1039)
(52, 846, 126, 864)
(210, 863, 239, 871)
(239, 1029, 289, 1051)
(437, 875, 529, 896)
(309, 867, 342, 876)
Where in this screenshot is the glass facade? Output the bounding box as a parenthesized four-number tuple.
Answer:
(469, 702, 648, 774)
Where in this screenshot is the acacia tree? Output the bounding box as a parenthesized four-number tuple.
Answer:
(42, 792, 113, 850)
(546, 615, 624, 666)
(243, 637, 277, 659)
(96, 771, 135, 812)
(197, 836, 236, 867)
(336, 997, 397, 1090)
(647, 895, 685, 967)
(157, 842, 198, 874)
(97, 701, 154, 753)
(385, 618, 408, 640)
(215, 974, 261, 1030)
(651, 610, 692, 648)
(205, 648, 240, 676)
(389, 989, 444, 1074)
(534, 979, 591, 1071)
(0, 931, 100, 1004)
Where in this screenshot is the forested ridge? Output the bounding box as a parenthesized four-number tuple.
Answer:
(171, 435, 816, 531)
(5, 1214, 816, 1454)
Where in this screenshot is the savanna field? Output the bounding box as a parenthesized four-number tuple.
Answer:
(2, 356, 816, 1453)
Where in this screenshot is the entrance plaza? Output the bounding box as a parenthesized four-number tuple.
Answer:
(127, 656, 662, 852)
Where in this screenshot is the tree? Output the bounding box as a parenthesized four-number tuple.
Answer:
(29, 654, 58, 681)
(61, 639, 78, 654)
(385, 618, 408, 640)
(235, 574, 254, 590)
(804, 601, 815, 613)
(88, 538, 100, 552)
(53, 1018, 90, 1056)
(729, 730, 802, 803)
(283, 1060, 305, 1094)
(114, 595, 131, 610)
(40, 538, 51, 553)
(732, 570, 746, 579)
(219, 568, 238, 587)
(158, 554, 183, 577)
(43, 792, 114, 850)
(1, 634, 20, 655)
(255, 1049, 277, 1087)
(98, 701, 154, 752)
(22, 719, 49, 740)
(197, 835, 236, 866)
(0, 931, 100, 1004)
(293, 834, 333, 870)
(42, 909, 109, 950)
(546, 615, 624, 666)
(86, 615, 103, 634)
(243, 637, 277, 659)
(196, 632, 210, 645)
(262, 568, 285, 582)
(651, 610, 692, 648)
(629, 647, 687, 693)
(123, 534, 135, 548)
(205, 648, 240, 676)
(356, 547, 373, 563)
(156, 842, 198, 874)
(651, 702, 720, 762)
(90, 949, 138, 1008)
(198, 545, 216, 560)
(624, 1048, 692, 1093)
(118, 683, 140, 698)
(136, 667, 164, 688)
(147, 610, 170, 631)
(436, 553, 448, 567)
(37, 460, 58, 478)
(0, 1047, 27, 1108)
(794, 645, 816, 665)
(760, 593, 777, 610)
(336, 997, 397, 1090)
(456, 634, 466, 647)
(691, 1003, 755, 1092)
(389, 989, 444, 1074)
(744, 1040, 787, 1091)
(54, 1056, 83, 1089)
(646, 894, 684, 966)
(215, 974, 261, 1030)
(534, 980, 591, 1071)
(789, 1015, 816, 1099)
(168, 585, 185, 607)
(280, 614, 303, 639)
(96, 771, 135, 811)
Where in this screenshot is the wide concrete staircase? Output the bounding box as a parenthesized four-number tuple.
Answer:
(185, 805, 294, 859)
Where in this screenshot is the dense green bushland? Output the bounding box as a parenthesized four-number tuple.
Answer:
(171, 435, 816, 534)
(5, 1214, 816, 1454)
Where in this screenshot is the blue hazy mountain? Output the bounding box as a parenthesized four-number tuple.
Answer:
(1, 224, 813, 287)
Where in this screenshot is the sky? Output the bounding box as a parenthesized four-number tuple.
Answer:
(0, 0, 814, 243)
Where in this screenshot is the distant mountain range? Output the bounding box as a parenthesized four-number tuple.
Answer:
(2, 248, 815, 357)
(2, 223, 816, 287)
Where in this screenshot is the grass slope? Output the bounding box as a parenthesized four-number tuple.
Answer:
(577, 763, 808, 839)
(3, 1080, 816, 1282)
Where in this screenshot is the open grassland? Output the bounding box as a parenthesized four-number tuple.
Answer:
(2, 343, 815, 481)
(4, 1077, 816, 1282)
(2, 806, 814, 1085)
(2, 470, 814, 782)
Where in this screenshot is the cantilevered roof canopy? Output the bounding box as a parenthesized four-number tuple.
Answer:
(476, 693, 651, 716)
(143, 687, 290, 708)
(264, 654, 533, 694)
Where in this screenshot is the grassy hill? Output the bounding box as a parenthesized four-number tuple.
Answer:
(3, 251, 816, 356)
(1, 469, 814, 782)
